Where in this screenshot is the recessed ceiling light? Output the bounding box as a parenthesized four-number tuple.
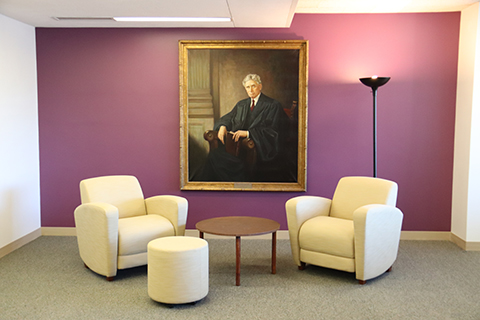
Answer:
(113, 17, 231, 22)
(53, 17, 114, 21)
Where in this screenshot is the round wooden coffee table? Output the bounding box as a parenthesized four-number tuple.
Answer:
(196, 216, 280, 286)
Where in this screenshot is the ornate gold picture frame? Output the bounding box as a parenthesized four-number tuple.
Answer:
(179, 40, 308, 191)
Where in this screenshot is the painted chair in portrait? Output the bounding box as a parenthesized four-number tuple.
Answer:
(286, 176, 403, 284)
(203, 130, 297, 182)
(74, 175, 188, 281)
(204, 130, 257, 174)
(204, 130, 257, 165)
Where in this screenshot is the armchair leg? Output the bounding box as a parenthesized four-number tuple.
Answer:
(298, 262, 306, 270)
(86, 262, 114, 281)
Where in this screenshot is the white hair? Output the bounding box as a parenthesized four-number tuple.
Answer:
(242, 74, 262, 86)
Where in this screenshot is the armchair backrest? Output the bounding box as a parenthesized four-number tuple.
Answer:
(330, 176, 398, 220)
(80, 175, 146, 219)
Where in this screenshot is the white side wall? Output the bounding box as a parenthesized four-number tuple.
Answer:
(451, 3, 480, 242)
(0, 14, 40, 249)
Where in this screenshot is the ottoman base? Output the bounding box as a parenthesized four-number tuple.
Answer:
(148, 236, 209, 304)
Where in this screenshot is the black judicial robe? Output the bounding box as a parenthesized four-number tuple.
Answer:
(202, 93, 287, 182)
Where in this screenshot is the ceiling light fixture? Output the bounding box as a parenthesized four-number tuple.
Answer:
(53, 17, 114, 21)
(113, 17, 231, 22)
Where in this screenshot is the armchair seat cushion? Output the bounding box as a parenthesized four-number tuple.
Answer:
(118, 215, 175, 256)
(299, 216, 354, 259)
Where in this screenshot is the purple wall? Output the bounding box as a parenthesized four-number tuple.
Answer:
(37, 13, 460, 231)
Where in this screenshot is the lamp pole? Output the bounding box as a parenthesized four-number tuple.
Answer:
(359, 76, 390, 178)
(372, 86, 378, 178)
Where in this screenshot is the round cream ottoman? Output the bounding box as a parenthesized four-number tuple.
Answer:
(148, 236, 209, 305)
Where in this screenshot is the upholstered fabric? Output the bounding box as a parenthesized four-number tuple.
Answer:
(148, 236, 209, 304)
(74, 175, 188, 279)
(286, 176, 403, 283)
(353, 204, 403, 281)
(285, 196, 332, 266)
(299, 216, 354, 258)
(330, 176, 398, 220)
(80, 175, 146, 219)
(74, 202, 119, 278)
(118, 215, 174, 256)
(300, 249, 355, 273)
(117, 252, 148, 270)
(145, 195, 188, 236)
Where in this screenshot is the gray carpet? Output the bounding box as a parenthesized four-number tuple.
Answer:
(1, 236, 479, 320)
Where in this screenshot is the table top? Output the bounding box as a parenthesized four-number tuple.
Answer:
(196, 216, 280, 237)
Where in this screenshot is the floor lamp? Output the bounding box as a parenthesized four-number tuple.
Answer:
(359, 76, 390, 178)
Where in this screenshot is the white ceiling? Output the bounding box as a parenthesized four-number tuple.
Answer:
(0, 0, 478, 28)
(296, 0, 479, 13)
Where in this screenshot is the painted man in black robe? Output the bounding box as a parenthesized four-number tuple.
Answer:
(201, 74, 290, 182)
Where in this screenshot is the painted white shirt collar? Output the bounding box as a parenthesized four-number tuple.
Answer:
(252, 93, 261, 106)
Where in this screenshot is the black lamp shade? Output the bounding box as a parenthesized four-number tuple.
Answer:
(360, 77, 390, 89)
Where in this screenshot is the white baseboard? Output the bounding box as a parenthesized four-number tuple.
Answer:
(400, 231, 451, 241)
(0, 228, 42, 259)
(40, 228, 454, 241)
(189, 230, 454, 241)
(41, 227, 76, 236)
(451, 232, 480, 251)
(40, 227, 287, 239)
(4, 228, 479, 256)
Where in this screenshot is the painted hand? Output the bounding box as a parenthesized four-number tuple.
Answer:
(218, 126, 227, 144)
(232, 130, 248, 142)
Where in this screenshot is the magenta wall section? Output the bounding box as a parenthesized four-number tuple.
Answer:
(36, 13, 460, 231)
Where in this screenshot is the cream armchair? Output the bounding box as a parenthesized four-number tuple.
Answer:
(74, 175, 188, 281)
(286, 176, 403, 284)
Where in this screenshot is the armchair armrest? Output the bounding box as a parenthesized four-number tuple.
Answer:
(145, 195, 188, 236)
(286, 196, 332, 266)
(74, 202, 119, 278)
(204, 130, 219, 150)
(353, 204, 403, 281)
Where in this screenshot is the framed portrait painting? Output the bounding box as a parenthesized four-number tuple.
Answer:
(179, 40, 308, 191)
